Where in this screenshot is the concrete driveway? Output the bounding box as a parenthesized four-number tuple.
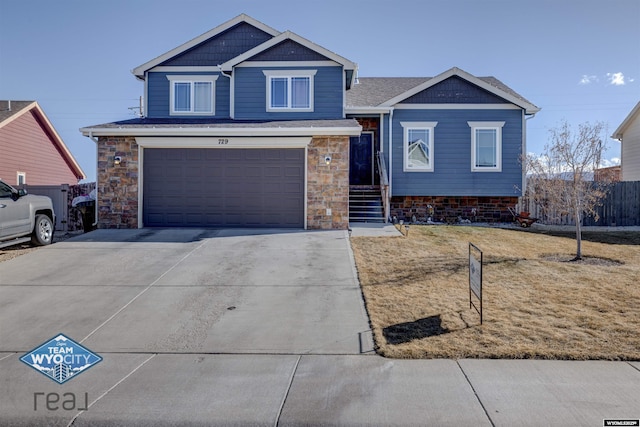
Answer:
(0, 228, 374, 425)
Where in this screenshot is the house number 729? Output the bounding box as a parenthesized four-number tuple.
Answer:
(218, 139, 229, 145)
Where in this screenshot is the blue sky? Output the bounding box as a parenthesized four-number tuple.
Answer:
(1, 0, 638, 182)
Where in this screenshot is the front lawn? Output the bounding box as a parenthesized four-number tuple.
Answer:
(350, 226, 640, 360)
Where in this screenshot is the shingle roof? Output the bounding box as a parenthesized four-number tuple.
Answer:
(85, 117, 361, 129)
(346, 76, 536, 109)
(346, 78, 429, 108)
(0, 100, 35, 125)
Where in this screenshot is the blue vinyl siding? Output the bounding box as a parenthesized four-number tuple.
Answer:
(390, 109, 524, 197)
(234, 66, 344, 120)
(403, 76, 509, 104)
(147, 72, 230, 118)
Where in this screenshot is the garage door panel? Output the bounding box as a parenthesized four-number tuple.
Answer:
(225, 151, 243, 161)
(284, 150, 304, 161)
(204, 167, 223, 178)
(284, 166, 302, 177)
(204, 150, 224, 160)
(283, 182, 303, 193)
(143, 148, 304, 228)
(244, 166, 262, 178)
(225, 166, 243, 178)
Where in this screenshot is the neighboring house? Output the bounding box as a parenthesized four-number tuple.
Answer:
(594, 165, 621, 182)
(81, 14, 538, 229)
(612, 101, 640, 181)
(0, 100, 85, 185)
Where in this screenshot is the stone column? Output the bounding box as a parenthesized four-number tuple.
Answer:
(96, 136, 139, 228)
(307, 136, 349, 229)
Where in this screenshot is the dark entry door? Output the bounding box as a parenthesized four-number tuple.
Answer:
(349, 133, 374, 185)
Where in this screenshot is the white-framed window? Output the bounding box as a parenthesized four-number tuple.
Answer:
(263, 70, 317, 112)
(401, 122, 437, 172)
(166, 75, 218, 115)
(17, 172, 26, 186)
(468, 121, 505, 172)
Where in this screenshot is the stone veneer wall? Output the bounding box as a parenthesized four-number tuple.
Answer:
(95, 135, 349, 230)
(390, 196, 519, 223)
(96, 136, 139, 228)
(307, 136, 350, 229)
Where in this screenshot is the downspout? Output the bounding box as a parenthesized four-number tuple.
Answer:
(218, 65, 233, 118)
(88, 131, 99, 227)
(388, 107, 394, 203)
(523, 111, 537, 195)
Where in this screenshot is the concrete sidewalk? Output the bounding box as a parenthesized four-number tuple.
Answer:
(1, 352, 638, 426)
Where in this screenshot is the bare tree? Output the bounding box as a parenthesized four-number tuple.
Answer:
(524, 121, 610, 260)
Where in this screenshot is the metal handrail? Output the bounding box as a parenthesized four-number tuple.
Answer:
(376, 152, 390, 222)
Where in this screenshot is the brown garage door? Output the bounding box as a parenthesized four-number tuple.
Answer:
(143, 148, 304, 228)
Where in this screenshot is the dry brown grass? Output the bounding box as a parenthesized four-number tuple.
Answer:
(350, 225, 640, 360)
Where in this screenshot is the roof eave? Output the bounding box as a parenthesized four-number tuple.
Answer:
(80, 125, 362, 138)
(612, 101, 640, 139)
(345, 106, 392, 114)
(31, 103, 86, 180)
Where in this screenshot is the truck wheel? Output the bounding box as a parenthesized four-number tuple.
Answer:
(31, 214, 53, 246)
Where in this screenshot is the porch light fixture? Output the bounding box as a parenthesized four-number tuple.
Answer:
(114, 156, 122, 166)
(324, 155, 332, 165)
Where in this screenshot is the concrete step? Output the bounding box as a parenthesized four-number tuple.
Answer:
(348, 217, 386, 223)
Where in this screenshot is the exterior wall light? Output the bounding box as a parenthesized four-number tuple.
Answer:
(114, 156, 122, 166)
(324, 155, 332, 165)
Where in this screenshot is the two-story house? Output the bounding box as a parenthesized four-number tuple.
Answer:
(81, 14, 538, 229)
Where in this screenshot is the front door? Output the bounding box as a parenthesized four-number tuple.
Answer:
(349, 132, 374, 185)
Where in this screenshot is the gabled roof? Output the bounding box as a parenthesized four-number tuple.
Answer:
(219, 30, 357, 71)
(612, 101, 640, 140)
(132, 14, 281, 79)
(0, 100, 85, 180)
(346, 67, 540, 114)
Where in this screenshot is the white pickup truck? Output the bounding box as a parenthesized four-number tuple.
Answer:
(0, 179, 55, 249)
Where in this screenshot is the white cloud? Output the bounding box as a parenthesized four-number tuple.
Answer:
(600, 157, 621, 168)
(607, 72, 625, 85)
(579, 75, 598, 85)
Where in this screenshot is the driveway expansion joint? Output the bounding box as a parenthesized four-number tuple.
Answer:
(456, 359, 496, 427)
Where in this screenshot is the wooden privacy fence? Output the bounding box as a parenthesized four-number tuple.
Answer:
(519, 181, 640, 227)
(19, 183, 96, 233)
